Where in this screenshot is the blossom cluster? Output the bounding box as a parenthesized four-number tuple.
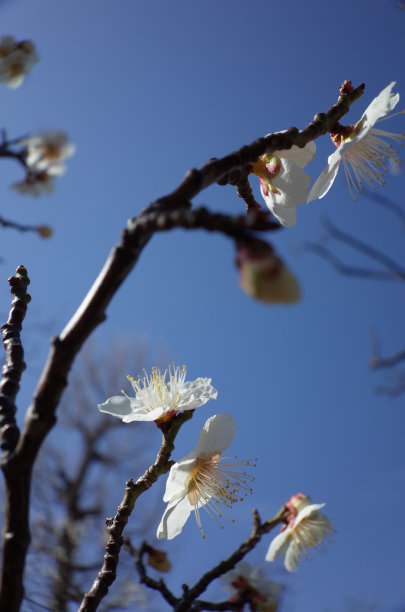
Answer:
(0, 35, 75, 197)
(250, 82, 404, 226)
(12, 131, 76, 196)
(99, 365, 333, 577)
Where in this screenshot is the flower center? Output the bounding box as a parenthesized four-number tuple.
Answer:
(186, 453, 255, 537)
(342, 126, 404, 199)
(127, 364, 187, 413)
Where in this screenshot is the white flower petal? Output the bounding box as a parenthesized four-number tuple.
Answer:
(359, 81, 399, 133)
(270, 159, 310, 208)
(269, 202, 297, 227)
(283, 538, 300, 572)
(97, 395, 135, 418)
(174, 377, 218, 411)
(274, 140, 316, 167)
(307, 149, 341, 201)
(162, 452, 197, 502)
(156, 494, 193, 540)
(195, 413, 236, 456)
(122, 405, 164, 422)
(265, 530, 289, 562)
(293, 502, 325, 527)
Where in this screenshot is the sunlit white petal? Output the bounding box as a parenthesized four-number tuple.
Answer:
(157, 414, 254, 539)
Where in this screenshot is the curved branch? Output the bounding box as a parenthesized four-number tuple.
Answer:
(176, 507, 285, 611)
(134, 507, 286, 612)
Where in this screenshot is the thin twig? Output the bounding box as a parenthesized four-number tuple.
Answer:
(370, 349, 405, 369)
(78, 410, 194, 612)
(0, 214, 47, 237)
(322, 217, 405, 281)
(303, 242, 400, 281)
(134, 507, 286, 612)
(361, 188, 405, 229)
(175, 508, 286, 611)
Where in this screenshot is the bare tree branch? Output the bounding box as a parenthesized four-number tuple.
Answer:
(0, 266, 31, 611)
(361, 188, 405, 230)
(134, 507, 286, 612)
(304, 217, 405, 282)
(79, 410, 194, 611)
(321, 217, 405, 280)
(0, 81, 365, 611)
(303, 242, 398, 281)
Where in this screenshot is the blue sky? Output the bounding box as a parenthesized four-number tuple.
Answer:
(1, 1, 405, 611)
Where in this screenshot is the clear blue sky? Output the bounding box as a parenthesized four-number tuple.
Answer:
(0, 1, 404, 611)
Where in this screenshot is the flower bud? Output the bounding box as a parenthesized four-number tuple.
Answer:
(146, 547, 171, 572)
(37, 225, 53, 239)
(236, 239, 300, 304)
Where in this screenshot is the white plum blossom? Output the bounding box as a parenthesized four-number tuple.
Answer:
(11, 172, 55, 197)
(222, 562, 282, 612)
(308, 82, 405, 201)
(157, 413, 254, 540)
(20, 131, 75, 177)
(0, 36, 39, 88)
(98, 364, 217, 423)
(251, 139, 316, 227)
(265, 493, 333, 572)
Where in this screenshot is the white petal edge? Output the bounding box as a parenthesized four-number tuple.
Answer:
(359, 81, 399, 133)
(156, 494, 193, 540)
(265, 530, 289, 562)
(274, 140, 316, 167)
(283, 538, 300, 572)
(294, 502, 326, 527)
(98, 395, 134, 418)
(307, 150, 341, 202)
(195, 413, 236, 456)
(162, 453, 197, 502)
(270, 203, 297, 227)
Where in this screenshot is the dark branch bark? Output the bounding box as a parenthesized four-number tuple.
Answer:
(0, 267, 31, 612)
(78, 410, 194, 612)
(134, 507, 286, 612)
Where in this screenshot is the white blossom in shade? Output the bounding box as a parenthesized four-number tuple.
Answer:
(222, 562, 282, 612)
(20, 131, 75, 177)
(251, 139, 316, 227)
(156, 413, 254, 540)
(265, 493, 333, 572)
(308, 82, 405, 202)
(11, 172, 55, 197)
(98, 364, 217, 423)
(0, 36, 39, 88)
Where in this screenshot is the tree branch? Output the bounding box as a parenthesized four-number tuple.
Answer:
(0, 81, 365, 611)
(78, 410, 194, 611)
(0, 266, 31, 612)
(304, 215, 405, 282)
(134, 507, 286, 612)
